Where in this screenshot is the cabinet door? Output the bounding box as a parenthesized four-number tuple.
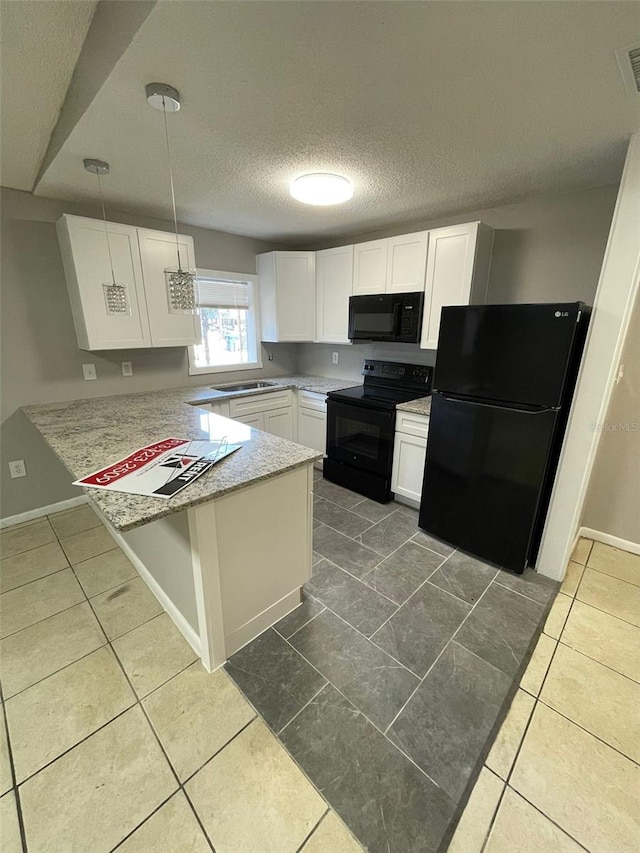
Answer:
(264, 407, 294, 441)
(57, 215, 151, 350)
(391, 432, 428, 503)
(352, 239, 388, 295)
(386, 231, 428, 293)
(234, 412, 264, 430)
(274, 252, 316, 341)
(137, 228, 200, 347)
(297, 407, 327, 455)
(421, 223, 479, 350)
(315, 245, 353, 343)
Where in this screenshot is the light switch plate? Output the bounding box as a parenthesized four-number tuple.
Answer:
(332, 352, 339, 364)
(121, 361, 133, 377)
(82, 363, 97, 381)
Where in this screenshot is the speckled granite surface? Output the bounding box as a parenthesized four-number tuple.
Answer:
(185, 374, 359, 405)
(22, 378, 355, 531)
(396, 396, 432, 416)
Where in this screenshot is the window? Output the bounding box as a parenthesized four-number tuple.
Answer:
(188, 270, 262, 375)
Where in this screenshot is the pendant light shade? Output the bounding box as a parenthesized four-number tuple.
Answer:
(146, 82, 196, 313)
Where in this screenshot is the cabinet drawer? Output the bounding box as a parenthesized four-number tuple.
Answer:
(297, 390, 327, 412)
(229, 389, 293, 417)
(396, 411, 429, 439)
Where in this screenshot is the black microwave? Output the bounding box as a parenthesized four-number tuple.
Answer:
(348, 292, 424, 343)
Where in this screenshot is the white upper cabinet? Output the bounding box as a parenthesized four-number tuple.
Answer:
(258, 251, 316, 342)
(352, 239, 388, 295)
(386, 231, 429, 293)
(420, 222, 494, 350)
(57, 215, 152, 350)
(137, 227, 200, 347)
(315, 245, 354, 344)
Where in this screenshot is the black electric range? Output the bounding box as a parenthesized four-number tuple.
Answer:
(324, 359, 432, 503)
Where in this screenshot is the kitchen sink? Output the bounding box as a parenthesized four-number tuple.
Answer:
(211, 381, 277, 392)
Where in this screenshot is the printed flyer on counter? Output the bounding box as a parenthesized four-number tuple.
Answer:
(74, 437, 241, 498)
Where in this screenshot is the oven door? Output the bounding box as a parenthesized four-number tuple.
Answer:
(348, 295, 400, 341)
(326, 399, 395, 476)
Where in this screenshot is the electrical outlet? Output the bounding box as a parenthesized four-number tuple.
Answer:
(267, 352, 274, 361)
(121, 361, 133, 377)
(9, 459, 27, 479)
(332, 352, 339, 365)
(82, 363, 97, 381)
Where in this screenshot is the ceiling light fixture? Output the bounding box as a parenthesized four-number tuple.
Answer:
(290, 173, 353, 206)
(146, 82, 196, 312)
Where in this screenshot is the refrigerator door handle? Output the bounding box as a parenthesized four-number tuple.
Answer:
(439, 393, 558, 415)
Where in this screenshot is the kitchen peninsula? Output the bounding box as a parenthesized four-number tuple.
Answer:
(23, 376, 353, 670)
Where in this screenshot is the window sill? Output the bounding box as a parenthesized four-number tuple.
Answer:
(188, 359, 264, 376)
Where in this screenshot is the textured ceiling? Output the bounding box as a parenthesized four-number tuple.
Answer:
(0, 0, 97, 191)
(26, 1, 640, 243)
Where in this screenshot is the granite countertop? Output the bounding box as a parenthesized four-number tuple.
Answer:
(185, 374, 359, 406)
(396, 396, 432, 416)
(23, 376, 356, 532)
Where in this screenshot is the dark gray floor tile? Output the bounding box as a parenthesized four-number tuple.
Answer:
(493, 566, 559, 605)
(313, 499, 373, 538)
(313, 525, 381, 579)
(273, 595, 325, 639)
(429, 551, 498, 605)
(281, 685, 456, 853)
(313, 516, 323, 529)
(388, 642, 511, 800)
(288, 609, 418, 730)
(225, 628, 325, 732)
(410, 530, 455, 557)
(305, 559, 397, 637)
(372, 583, 471, 676)
(313, 479, 364, 509)
(363, 541, 444, 605)
(358, 510, 418, 557)
(455, 582, 545, 676)
(312, 549, 323, 566)
(313, 468, 323, 481)
(350, 497, 397, 523)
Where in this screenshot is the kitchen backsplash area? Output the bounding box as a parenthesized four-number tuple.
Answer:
(297, 341, 437, 382)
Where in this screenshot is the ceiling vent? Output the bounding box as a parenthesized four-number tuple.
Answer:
(616, 44, 640, 95)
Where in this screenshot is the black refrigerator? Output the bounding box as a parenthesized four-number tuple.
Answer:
(419, 302, 590, 573)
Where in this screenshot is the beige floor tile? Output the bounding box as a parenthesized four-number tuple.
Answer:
(570, 537, 593, 566)
(0, 518, 56, 558)
(143, 664, 254, 781)
(113, 613, 197, 698)
(20, 706, 177, 853)
(302, 811, 363, 852)
(49, 504, 101, 539)
(0, 708, 12, 796)
(187, 718, 326, 852)
(59, 525, 115, 564)
(485, 787, 583, 852)
(90, 576, 162, 640)
(519, 633, 557, 696)
(561, 600, 640, 683)
(6, 646, 135, 783)
(0, 569, 84, 638)
(1, 540, 68, 593)
(486, 689, 536, 780)
(540, 643, 640, 763)
(559, 560, 585, 598)
(447, 767, 505, 853)
(0, 791, 22, 853)
(73, 548, 137, 598)
(511, 703, 640, 852)
(0, 601, 106, 698)
(588, 542, 640, 588)
(543, 593, 573, 639)
(117, 792, 211, 853)
(577, 568, 640, 627)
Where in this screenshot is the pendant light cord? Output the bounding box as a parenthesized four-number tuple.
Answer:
(97, 170, 117, 286)
(162, 95, 183, 272)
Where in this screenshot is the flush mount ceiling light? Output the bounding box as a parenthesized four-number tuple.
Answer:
(289, 173, 353, 206)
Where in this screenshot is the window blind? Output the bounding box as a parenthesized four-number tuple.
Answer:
(196, 278, 250, 309)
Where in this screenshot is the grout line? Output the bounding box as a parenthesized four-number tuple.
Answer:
(108, 791, 186, 852)
(570, 594, 640, 629)
(556, 636, 640, 685)
(0, 686, 29, 853)
(294, 808, 331, 853)
(313, 553, 401, 607)
(277, 683, 329, 736)
(0, 594, 88, 641)
(491, 577, 555, 608)
(499, 783, 591, 852)
(1, 564, 71, 595)
(581, 562, 640, 590)
(273, 605, 327, 642)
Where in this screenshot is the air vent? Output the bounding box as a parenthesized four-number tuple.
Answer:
(616, 44, 640, 95)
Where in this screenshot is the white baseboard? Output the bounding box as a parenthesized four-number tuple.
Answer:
(578, 526, 640, 557)
(0, 496, 88, 529)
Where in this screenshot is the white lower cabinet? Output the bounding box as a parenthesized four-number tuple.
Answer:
(263, 407, 294, 440)
(391, 411, 429, 505)
(296, 391, 327, 459)
(207, 390, 295, 440)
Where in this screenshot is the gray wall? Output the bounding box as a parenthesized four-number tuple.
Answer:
(0, 187, 291, 518)
(582, 289, 640, 544)
(299, 185, 618, 381)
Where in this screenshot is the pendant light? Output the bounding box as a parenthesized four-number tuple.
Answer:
(83, 158, 129, 315)
(146, 82, 196, 312)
